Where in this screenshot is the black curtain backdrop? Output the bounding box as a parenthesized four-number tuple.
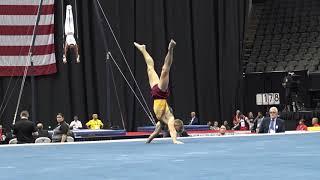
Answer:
(0, 0, 248, 131)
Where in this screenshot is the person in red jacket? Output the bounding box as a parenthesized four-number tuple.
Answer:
(296, 119, 307, 131)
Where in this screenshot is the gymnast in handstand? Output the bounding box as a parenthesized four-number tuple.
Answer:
(63, 5, 80, 64)
(134, 39, 184, 144)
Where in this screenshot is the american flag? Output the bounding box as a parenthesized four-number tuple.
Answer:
(0, 0, 56, 76)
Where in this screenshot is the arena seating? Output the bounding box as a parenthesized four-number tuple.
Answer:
(244, 0, 320, 73)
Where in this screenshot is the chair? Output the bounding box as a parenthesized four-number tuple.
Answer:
(294, 65, 305, 71)
(288, 61, 298, 66)
(258, 56, 267, 62)
(267, 61, 277, 67)
(246, 67, 255, 73)
(288, 49, 298, 55)
(310, 42, 320, 48)
(285, 65, 295, 71)
(67, 136, 74, 142)
(278, 61, 287, 67)
(306, 65, 316, 72)
(261, 46, 271, 52)
(281, 38, 289, 44)
(248, 57, 257, 63)
(35, 137, 51, 143)
(274, 66, 285, 71)
(247, 62, 256, 67)
(281, 44, 290, 50)
(291, 33, 300, 39)
(273, 34, 282, 40)
(9, 138, 17, 144)
(299, 37, 308, 43)
(301, 43, 310, 49)
(285, 54, 294, 61)
(299, 26, 308, 33)
(256, 65, 265, 72)
(279, 49, 288, 56)
(298, 60, 308, 66)
(310, 59, 320, 66)
(308, 48, 317, 54)
(265, 66, 274, 72)
(298, 49, 307, 55)
(260, 51, 270, 57)
(276, 55, 285, 62)
(300, 33, 309, 38)
(282, 34, 291, 39)
(266, 54, 276, 61)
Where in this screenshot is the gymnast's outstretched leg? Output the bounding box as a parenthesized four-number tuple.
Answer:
(134, 42, 160, 88)
(158, 39, 176, 91)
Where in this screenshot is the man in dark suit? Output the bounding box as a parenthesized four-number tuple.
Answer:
(13, 110, 37, 143)
(259, 107, 285, 133)
(189, 112, 199, 125)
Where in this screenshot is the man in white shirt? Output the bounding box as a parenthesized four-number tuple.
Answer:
(69, 116, 82, 130)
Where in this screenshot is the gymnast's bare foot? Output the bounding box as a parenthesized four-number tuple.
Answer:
(168, 39, 176, 51)
(134, 42, 146, 52)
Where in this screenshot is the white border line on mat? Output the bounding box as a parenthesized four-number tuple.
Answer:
(0, 130, 319, 148)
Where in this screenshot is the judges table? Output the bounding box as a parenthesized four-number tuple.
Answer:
(49, 129, 126, 141)
(137, 125, 210, 132)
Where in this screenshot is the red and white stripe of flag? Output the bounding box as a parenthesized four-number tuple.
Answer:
(0, 0, 56, 76)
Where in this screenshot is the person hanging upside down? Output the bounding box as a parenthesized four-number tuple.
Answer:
(134, 39, 184, 144)
(63, 5, 80, 64)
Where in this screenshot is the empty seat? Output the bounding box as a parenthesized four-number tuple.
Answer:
(267, 61, 277, 67)
(294, 65, 305, 71)
(274, 66, 285, 71)
(288, 61, 298, 66)
(278, 61, 287, 67)
(247, 62, 256, 68)
(265, 66, 274, 71)
(298, 60, 309, 66)
(9, 138, 17, 144)
(281, 44, 290, 50)
(310, 59, 320, 66)
(306, 65, 316, 72)
(248, 57, 257, 63)
(256, 65, 265, 72)
(35, 137, 51, 143)
(310, 42, 320, 48)
(298, 49, 307, 55)
(276, 55, 285, 62)
(246, 67, 255, 73)
(285, 54, 294, 61)
(304, 53, 313, 61)
(279, 49, 288, 56)
(308, 48, 317, 54)
(285, 65, 295, 71)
